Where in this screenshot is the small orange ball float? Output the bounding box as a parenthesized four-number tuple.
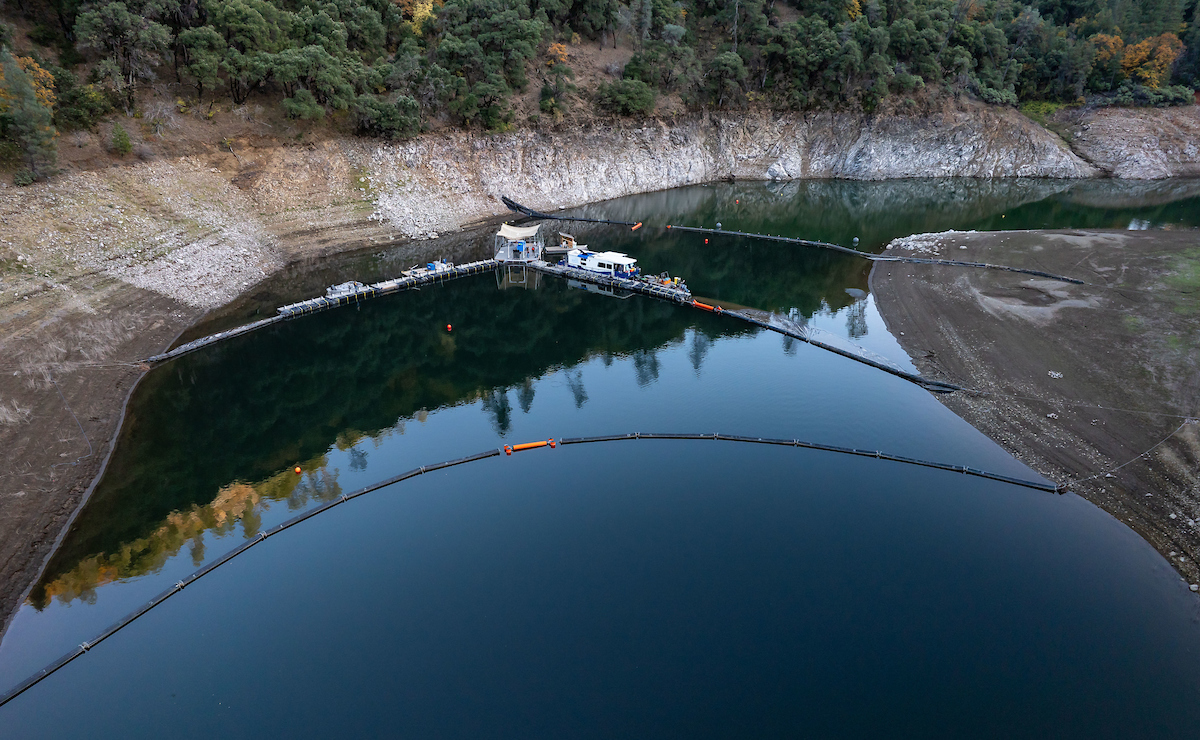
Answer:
(446, 324, 453, 332)
(704, 238, 709, 244)
(294, 466, 302, 474)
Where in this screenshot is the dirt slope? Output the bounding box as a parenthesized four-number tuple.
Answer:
(872, 229, 1200, 588)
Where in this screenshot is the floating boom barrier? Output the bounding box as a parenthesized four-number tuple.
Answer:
(498, 197, 1084, 285)
(662, 225, 1086, 285)
(0, 432, 1061, 710)
(142, 256, 955, 392)
(145, 260, 499, 364)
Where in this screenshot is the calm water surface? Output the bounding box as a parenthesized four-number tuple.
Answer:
(2, 179, 1199, 736)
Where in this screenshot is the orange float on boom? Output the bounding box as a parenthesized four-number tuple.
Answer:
(505, 439, 556, 455)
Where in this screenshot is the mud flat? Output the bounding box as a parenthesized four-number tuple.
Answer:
(871, 229, 1200, 585)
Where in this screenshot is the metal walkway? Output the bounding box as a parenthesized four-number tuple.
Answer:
(144, 256, 955, 391)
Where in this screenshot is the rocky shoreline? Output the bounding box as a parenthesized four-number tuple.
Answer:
(871, 229, 1200, 589)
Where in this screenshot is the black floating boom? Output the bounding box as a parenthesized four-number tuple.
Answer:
(0, 432, 1063, 711)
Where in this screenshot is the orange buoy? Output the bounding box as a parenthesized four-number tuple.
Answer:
(446, 324, 452, 331)
(704, 238, 709, 244)
(736, 199, 739, 204)
(294, 466, 302, 474)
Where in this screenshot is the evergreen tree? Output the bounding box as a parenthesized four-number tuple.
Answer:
(1, 51, 57, 181)
(74, 1, 173, 107)
(111, 121, 132, 154)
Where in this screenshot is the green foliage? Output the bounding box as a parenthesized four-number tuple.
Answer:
(282, 88, 325, 119)
(13, 168, 35, 186)
(49, 67, 114, 131)
(110, 121, 132, 154)
(1098, 82, 1196, 107)
(28, 23, 62, 48)
(433, 0, 545, 127)
(1019, 100, 1067, 126)
(975, 82, 1018, 106)
(624, 40, 700, 92)
(1, 51, 58, 180)
(355, 94, 421, 137)
(177, 26, 226, 99)
(539, 63, 575, 119)
(596, 78, 656, 115)
(534, 0, 616, 39)
(705, 51, 747, 108)
(20, 0, 1200, 138)
(74, 1, 173, 107)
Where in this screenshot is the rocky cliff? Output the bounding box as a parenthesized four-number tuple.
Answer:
(1070, 106, 1200, 179)
(355, 102, 1097, 239)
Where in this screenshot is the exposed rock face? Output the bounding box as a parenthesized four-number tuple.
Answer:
(1071, 106, 1200, 179)
(358, 104, 1095, 238)
(1, 102, 1192, 313)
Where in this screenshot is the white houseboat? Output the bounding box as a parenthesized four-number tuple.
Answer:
(566, 247, 640, 278)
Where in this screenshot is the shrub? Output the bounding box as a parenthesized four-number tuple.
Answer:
(1098, 82, 1195, 107)
(54, 81, 113, 130)
(283, 89, 325, 120)
(13, 169, 34, 186)
(596, 79, 655, 116)
(974, 80, 1017, 106)
(1019, 100, 1066, 126)
(110, 122, 132, 155)
(354, 95, 420, 139)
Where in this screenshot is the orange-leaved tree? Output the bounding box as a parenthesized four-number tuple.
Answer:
(1121, 33, 1184, 88)
(0, 55, 57, 112)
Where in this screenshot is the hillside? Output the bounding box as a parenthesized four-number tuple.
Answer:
(0, 0, 1197, 184)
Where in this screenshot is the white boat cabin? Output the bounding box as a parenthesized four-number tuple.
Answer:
(566, 248, 639, 277)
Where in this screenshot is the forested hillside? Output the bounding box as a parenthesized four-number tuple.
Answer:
(0, 0, 1197, 181)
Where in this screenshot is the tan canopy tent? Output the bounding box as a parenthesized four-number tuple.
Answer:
(497, 223, 542, 241)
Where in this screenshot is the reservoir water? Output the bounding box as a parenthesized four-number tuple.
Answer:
(2, 178, 1199, 736)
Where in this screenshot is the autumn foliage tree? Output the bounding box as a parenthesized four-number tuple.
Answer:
(1121, 33, 1185, 89)
(0, 51, 58, 182)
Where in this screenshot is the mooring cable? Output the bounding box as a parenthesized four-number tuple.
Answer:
(0, 432, 1059, 710)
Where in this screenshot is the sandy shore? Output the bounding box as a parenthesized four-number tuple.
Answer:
(871, 229, 1200, 587)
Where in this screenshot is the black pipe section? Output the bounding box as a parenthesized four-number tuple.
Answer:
(502, 196, 639, 227)
(718, 307, 962, 393)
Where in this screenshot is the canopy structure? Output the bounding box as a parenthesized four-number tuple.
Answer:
(497, 223, 542, 241)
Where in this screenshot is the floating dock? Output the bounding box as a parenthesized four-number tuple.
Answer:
(276, 259, 498, 318)
(144, 243, 953, 392)
(145, 260, 498, 364)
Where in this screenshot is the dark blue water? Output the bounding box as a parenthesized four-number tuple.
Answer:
(2, 178, 1199, 736)
(6, 443, 1200, 737)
